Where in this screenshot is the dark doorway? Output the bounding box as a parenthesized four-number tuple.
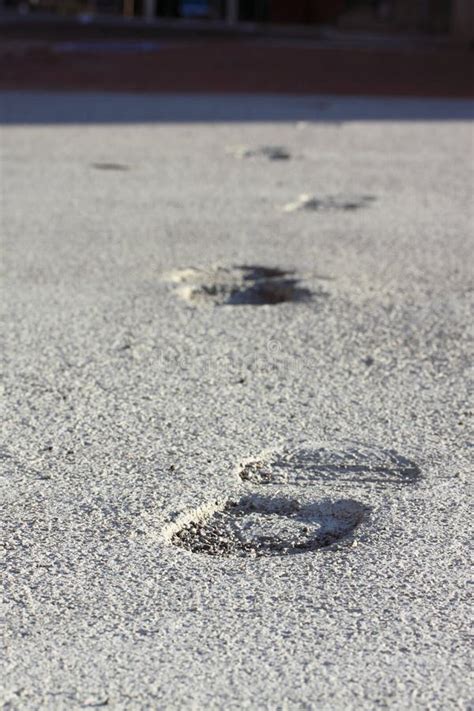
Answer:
(157, 0, 180, 16)
(270, 0, 345, 24)
(239, 0, 269, 21)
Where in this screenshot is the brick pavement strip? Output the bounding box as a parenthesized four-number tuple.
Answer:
(0, 38, 473, 96)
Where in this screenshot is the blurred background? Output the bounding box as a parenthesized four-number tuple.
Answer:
(0, 0, 472, 96)
(1, 0, 472, 36)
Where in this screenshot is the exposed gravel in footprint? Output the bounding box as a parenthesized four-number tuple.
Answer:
(226, 145, 291, 160)
(283, 193, 376, 212)
(237, 441, 420, 487)
(164, 265, 315, 306)
(165, 495, 367, 558)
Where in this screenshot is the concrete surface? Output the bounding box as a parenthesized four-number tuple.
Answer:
(1, 92, 473, 709)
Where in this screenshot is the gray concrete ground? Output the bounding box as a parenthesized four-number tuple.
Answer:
(1, 93, 473, 709)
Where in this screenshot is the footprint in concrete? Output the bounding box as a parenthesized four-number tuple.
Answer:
(283, 193, 376, 212)
(236, 441, 420, 488)
(164, 265, 316, 306)
(165, 494, 367, 558)
(91, 162, 130, 171)
(226, 145, 291, 160)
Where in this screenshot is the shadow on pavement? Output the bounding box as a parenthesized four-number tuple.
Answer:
(1, 92, 473, 125)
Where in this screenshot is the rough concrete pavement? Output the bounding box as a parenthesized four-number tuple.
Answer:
(1, 92, 473, 709)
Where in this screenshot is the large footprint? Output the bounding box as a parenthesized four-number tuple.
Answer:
(164, 264, 318, 306)
(236, 440, 420, 487)
(164, 440, 420, 558)
(164, 495, 367, 558)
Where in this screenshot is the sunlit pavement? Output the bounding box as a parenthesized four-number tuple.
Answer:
(1, 91, 473, 708)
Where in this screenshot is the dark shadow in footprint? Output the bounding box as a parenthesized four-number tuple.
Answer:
(259, 146, 291, 160)
(168, 265, 317, 307)
(167, 495, 368, 558)
(227, 145, 291, 160)
(226, 278, 313, 306)
(236, 265, 291, 281)
(238, 442, 421, 487)
(92, 162, 129, 171)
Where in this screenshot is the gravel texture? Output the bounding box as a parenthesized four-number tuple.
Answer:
(1, 92, 473, 710)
